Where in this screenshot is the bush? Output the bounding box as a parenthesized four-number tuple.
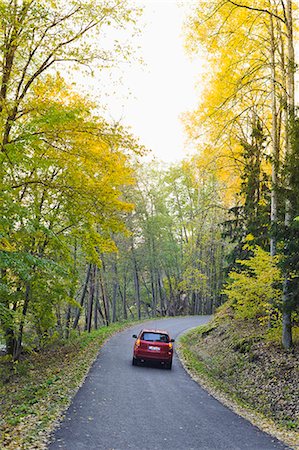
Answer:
(223, 246, 282, 321)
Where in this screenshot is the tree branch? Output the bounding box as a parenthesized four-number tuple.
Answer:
(226, 0, 285, 23)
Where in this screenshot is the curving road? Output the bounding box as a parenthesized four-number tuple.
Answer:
(48, 316, 289, 450)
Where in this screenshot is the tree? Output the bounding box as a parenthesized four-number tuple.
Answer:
(184, 0, 298, 348)
(223, 245, 282, 321)
(0, 0, 143, 357)
(0, 75, 141, 357)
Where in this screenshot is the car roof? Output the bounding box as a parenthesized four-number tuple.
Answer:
(140, 329, 169, 335)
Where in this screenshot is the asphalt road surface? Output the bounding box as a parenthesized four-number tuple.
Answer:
(48, 316, 290, 450)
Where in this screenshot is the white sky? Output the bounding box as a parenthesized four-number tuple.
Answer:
(117, 0, 203, 163)
(81, 0, 204, 164)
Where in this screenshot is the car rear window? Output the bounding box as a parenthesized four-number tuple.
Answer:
(141, 332, 169, 342)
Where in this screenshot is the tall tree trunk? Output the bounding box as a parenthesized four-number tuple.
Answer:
(166, 273, 175, 316)
(65, 306, 71, 339)
(131, 243, 141, 320)
(66, 239, 77, 338)
(87, 265, 95, 333)
(191, 292, 196, 315)
(94, 299, 98, 330)
(118, 272, 128, 320)
(133, 262, 141, 320)
(150, 269, 156, 317)
(56, 305, 63, 337)
(282, 279, 293, 349)
(93, 266, 99, 329)
(112, 258, 118, 323)
(99, 269, 110, 326)
(73, 264, 92, 330)
(282, 0, 295, 349)
(269, 15, 279, 258)
(157, 272, 165, 316)
(14, 283, 30, 360)
(2, 269, 17, 355)
(95, 268, 105, 325)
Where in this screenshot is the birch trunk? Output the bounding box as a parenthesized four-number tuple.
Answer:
(131, 241, 141, 320)
(269, 14, 279, 258)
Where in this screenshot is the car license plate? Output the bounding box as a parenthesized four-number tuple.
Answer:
(149, 346, 160, 351)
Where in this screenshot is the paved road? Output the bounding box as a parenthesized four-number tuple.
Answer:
(48, 316, 289, 450)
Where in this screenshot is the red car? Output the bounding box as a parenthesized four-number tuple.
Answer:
(132, 329, 175, 369)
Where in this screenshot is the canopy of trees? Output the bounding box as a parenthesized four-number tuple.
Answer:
(1, 0, 298, 359)
(184, 0, 299, 349)
(0, 0, 142, 358)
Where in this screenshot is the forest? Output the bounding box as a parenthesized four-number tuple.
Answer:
(0, 0, 299, 366)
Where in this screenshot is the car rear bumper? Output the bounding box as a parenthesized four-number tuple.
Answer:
(134, 349, 172, 362)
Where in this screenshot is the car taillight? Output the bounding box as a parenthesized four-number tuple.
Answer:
(135, 339, 141, 347)
(168, 343, 173, 350)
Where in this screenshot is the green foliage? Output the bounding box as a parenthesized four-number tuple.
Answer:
(0, 13, 142, 354)
(275, 118, 299, 316)
(115, 160, 226, 318)
(178, 266, 207, 294)
(222, 121, 270, 272)
(223, 246, 282, 320)
(0, 302, 14, 328)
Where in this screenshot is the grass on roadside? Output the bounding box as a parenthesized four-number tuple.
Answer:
(0, 320, 138, 450)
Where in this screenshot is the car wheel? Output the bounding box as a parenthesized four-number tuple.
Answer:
(166, 360, 172, 370)
(132, 357, 138, 366)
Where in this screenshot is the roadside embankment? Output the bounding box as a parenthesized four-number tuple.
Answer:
(178, 315, 299, 449)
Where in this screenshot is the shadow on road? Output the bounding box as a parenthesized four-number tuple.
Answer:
(131, 360, 172, 370)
